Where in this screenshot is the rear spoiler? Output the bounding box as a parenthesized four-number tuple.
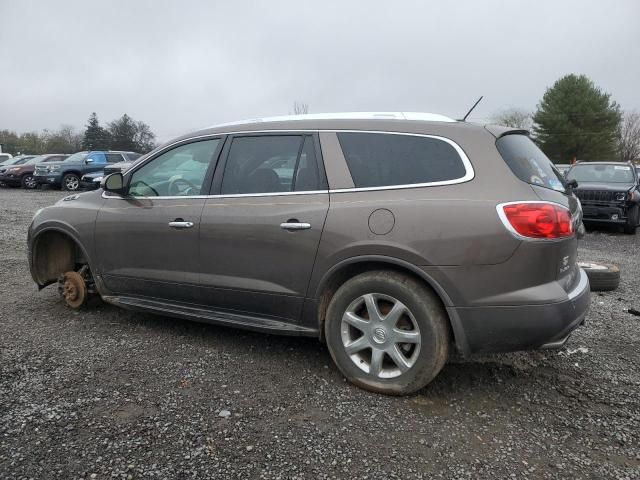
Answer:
(484, 125, 529, 139)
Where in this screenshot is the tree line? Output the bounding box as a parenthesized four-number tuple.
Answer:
(491, 74, 639, 163)
(0, 113, 156, 155)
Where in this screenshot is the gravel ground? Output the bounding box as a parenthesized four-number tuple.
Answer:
(1, 188, 639, 480)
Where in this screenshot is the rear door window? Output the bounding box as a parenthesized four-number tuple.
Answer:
(336, 132, 468, 188)
(496, 134, 566, 192)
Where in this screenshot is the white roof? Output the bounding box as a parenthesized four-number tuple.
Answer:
(208, 112, 455, 129)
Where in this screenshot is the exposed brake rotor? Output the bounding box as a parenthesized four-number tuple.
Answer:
(58, 271, 88, 309)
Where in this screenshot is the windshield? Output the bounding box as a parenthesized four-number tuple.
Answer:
(63, 152, 88, 163)
(496, 134, 567, 192)
(9, 157, 30, 166)
(567, 164, 635, 184)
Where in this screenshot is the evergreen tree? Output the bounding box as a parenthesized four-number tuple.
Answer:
(533, 74, 621, 162)
(108, 114, 138, 151)
(82, 112, 110, 150)
(108, 114, 156, 153)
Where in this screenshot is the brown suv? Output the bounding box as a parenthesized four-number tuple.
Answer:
(28, 112, 590, 395)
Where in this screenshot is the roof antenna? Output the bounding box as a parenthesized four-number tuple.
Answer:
(460, 96, 483, 122)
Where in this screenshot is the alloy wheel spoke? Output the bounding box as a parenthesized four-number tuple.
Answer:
(392, 328, 421, 344)
(344, 335, 370, 355)
(343, 311, 370, 332)
(386, 345, 411, 372)
(384, 301, 407, 325)
(370, 348, 384, 377)
(363, 294, 383, 322)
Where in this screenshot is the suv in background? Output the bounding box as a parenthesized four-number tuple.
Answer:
(567, 161, 640, 234)
(34, 150, 140, 191)
(0, 154, 68, 189)
(28, 112, 590, 395)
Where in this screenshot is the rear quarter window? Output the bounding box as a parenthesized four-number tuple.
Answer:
(496, 134, 566, 192)
(336, 132, 469, 188)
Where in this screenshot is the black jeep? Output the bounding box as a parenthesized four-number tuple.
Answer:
(567, 161, 640, 234)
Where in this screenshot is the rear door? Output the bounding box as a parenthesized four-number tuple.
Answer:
(198, 133, 329, 322)
(95, 138, 223, 304)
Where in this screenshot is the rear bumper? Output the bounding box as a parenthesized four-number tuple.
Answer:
(450, 268, 590, 355)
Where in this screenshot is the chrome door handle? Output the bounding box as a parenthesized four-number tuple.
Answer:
(168, 221, 194, 229)
(280, 222, 311, 231)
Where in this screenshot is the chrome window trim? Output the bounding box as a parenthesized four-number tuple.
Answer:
(496, 200, 576, 242)
(101, 190, 328, 200)
(105, 129, 474, 199)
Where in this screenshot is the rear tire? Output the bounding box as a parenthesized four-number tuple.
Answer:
(63, 173, 80, 191)
(623, 205, 639, 235)
(324, 271, 450, 396)
(579, 262, 620, 291)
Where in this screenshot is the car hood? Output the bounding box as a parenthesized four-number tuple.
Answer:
(574, 182, 635, 192)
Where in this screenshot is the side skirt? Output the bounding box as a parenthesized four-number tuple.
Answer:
(101, 295, 319, 337)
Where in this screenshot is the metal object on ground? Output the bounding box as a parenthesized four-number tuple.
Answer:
(58, 271, 88, 308)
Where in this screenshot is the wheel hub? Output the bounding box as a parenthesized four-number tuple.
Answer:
(57, 271, 87, 309)
(372, 327, 387, 344)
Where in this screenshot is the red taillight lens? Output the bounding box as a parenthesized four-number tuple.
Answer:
(499, 202, 573, 239)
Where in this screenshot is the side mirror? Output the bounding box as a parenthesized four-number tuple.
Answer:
(567, 179, 578, 189)
(102, 172, 126, 195)
(85, 158, 94, 164)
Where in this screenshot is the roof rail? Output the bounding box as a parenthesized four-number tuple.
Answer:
(208, 112, 456, 129)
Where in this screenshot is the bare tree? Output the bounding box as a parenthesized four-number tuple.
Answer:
(490, 108, 533, 131)
(617, 111, 640, 161)
(293, 101, 309, 115)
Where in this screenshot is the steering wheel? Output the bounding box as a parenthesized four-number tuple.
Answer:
(168, 177, 198, 196)
(131, 180, 159, 197)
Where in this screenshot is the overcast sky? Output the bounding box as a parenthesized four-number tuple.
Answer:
(1, 0, 638, 142)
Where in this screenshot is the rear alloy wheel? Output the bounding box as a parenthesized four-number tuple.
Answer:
(63, 173, 80, 191)
(578, 262, 620, 291)
(21, 174, 37, 189)
(325, 271, 450, 395)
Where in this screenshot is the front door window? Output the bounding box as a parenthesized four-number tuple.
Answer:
(129, 139, 220, 197)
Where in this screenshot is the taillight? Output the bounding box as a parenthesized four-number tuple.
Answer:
(498, 202, 573, 239)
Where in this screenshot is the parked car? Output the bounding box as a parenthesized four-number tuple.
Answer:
(80, 160, 136, 190)
(554, 163, 571, 176)
(34, 150, 141, 191)
(567, 161, 640, 234)
(28, 112, 590, 395)
(0, 154, 68, 189)
(0, 153, 13, 163)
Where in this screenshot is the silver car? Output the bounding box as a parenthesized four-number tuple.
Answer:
(28, 112, 590, 395)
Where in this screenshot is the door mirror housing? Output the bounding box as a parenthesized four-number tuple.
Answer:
(566, 179, 578, 189)
(102, 172, 126, 195)
(85, 158, 94, 164)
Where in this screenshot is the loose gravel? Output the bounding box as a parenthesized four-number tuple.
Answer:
(1, 188, 639, 479)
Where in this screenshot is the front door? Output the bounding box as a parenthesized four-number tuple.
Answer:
(95, 138, 223, 304)
(199, 134, 329, 322)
